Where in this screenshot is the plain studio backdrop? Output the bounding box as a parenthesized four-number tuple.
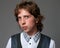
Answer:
(0, 0, 60, 48)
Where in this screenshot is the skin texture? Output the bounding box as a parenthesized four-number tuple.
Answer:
(18, 9, 38, 36)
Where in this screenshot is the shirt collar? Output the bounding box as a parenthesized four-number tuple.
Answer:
(23, 31, 40, 43)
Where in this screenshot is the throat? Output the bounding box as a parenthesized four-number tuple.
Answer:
(26, 28, 38, 36)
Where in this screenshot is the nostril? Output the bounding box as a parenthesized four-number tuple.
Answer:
(22, 22, 25, 25)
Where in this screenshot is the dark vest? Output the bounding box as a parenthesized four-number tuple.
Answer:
(11, 33, 51, 48)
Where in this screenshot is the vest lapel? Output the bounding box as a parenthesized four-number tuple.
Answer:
(37, 34, 50, 48)
(11, 33, 22, 48)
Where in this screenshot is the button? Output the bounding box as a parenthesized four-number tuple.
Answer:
(30, 37, 31, 39)
(29, 43, 31, 45)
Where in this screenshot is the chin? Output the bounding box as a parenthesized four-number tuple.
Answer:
(24, 30, 31, 33)
(23, 30, 29, 33)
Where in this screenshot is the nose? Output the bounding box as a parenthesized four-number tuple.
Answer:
(21, 19, 26, 25)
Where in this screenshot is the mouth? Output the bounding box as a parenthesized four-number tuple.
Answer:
(22, 26, 27, 30)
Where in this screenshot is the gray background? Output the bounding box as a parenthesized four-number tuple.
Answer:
(0, 0, 60, 48)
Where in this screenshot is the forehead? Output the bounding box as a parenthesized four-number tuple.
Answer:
(18, 9, 31, 16)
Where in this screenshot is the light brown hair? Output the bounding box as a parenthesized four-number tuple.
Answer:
(14, 1, 44, 32)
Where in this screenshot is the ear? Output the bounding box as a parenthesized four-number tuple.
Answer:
(36, 18, 39, 23)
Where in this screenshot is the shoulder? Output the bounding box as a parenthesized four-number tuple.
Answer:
(49, 39, 55, 48)
(40, 33, 51, 40)
(40, 33, 55, 48)
(6, 33, 22, 48)
(6, 38, 11, 48)
(40, 33, 55, 43)
(11, 33, 21, 37)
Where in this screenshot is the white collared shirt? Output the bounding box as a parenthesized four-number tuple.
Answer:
(21, 32, 40, 48)
(6, 32, 55, 48)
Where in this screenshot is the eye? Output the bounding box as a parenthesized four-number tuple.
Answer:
(18, 17, 21, 20)
(24, 16, 30, 19)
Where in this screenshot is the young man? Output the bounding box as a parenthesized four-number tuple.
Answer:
(6, 1, 55, 48)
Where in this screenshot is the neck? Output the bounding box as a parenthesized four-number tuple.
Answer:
(27, 28, 38, 36)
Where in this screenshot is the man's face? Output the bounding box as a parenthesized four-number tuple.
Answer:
(18, 9, 37, 33)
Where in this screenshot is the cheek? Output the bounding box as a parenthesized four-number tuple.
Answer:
(26, 19, 36, 27)
(18, 21, 21, 26)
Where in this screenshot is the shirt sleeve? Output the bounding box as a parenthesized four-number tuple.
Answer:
(49, 39, 55, 48)
(6, 38, 11, 48)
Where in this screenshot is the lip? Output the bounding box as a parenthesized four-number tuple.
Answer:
(22, 26, 27, 30)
